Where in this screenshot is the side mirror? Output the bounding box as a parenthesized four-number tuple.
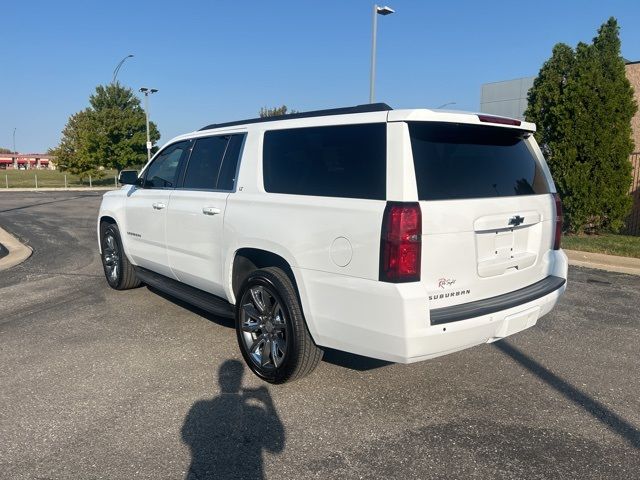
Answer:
(119, 170, 140, 186)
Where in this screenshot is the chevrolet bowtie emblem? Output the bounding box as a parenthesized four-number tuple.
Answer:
(509, 215, 525, 226)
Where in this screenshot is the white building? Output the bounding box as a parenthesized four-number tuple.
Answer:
(480, 77, 535, 120)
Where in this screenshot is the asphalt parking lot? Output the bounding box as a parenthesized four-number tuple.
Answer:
(1, 191, 639, 479)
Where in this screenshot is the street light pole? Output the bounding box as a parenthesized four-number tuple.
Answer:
(112, 54, 134, 84)
(139, 87, 158, 161)
(369, 5, 395, 103)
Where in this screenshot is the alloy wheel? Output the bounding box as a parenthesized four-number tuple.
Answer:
(103, 233, 120, 283)
(239, 285, 288, 369)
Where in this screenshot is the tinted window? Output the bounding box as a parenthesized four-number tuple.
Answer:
(144, 141, 190, 189)
(409, 122, 550, 200)
(182, 136, 229, 190)
(217, 134, 244, 191)
(263, 123, 386, 200)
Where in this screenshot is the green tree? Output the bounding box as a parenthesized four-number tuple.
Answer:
(0, 147, 12, 154)
(526, 18, 637, 233)
(52, 109, 99, 178)
(259, 105, 298, 117)
(52, 83, 160, 176)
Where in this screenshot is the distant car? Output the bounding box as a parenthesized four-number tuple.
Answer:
(97, 103, 567, 383)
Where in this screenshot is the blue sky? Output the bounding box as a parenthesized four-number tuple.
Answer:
(3, 0, 640, 153)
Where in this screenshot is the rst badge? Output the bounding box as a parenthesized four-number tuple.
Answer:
(437, 278, 456, 289)
(431, 277, 470, 301)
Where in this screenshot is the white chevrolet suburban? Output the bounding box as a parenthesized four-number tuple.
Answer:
(97, 103, 568, 383)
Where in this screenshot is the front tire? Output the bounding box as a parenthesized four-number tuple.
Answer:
(235, 267, 323, 384)
(100, 222, 140, 290)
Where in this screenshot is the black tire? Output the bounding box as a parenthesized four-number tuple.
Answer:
(100, 222, 141, 290)
(235, 267, 323, 384)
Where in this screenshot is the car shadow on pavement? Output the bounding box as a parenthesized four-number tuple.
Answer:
(321, 348, 393, 371)
(181, 359, 285, 480)
(146, 286, 235, 329)
(146, 285, 392, 372)
(494, 340, 640, 449)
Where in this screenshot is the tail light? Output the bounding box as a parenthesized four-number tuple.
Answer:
(379, 202, 422, 282)
(553, 193, 563, 250)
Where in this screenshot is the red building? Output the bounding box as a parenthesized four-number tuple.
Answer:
(0, 153, 55, 170)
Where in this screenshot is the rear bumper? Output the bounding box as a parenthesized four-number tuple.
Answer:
(294, 250, 568, 364)
(430, 275, 565, 325)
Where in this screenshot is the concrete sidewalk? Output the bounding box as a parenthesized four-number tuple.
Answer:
(565, 249, 640, 276)
(0, 226, 32, 271)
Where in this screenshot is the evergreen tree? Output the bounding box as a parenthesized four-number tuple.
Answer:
(525, 17, 636, 233)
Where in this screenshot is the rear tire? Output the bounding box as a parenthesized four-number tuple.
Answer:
(100, 222, 140, 290)
(235, 267, 323, 384)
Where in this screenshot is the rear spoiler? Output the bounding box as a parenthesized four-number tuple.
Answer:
(387, 109, 536, 132)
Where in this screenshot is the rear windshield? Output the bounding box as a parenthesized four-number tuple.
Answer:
(408, 122, 550, 200)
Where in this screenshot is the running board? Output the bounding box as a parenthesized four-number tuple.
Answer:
(134, 267, 235, 318)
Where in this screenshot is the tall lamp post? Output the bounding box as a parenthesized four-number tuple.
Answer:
(139, 87, 158, 161)
(369, 4, 395, 103)
(112, 54, 134, 84)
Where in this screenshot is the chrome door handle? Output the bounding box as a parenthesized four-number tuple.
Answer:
(202, 207, 221, 216)
(152, 202, 166, 210)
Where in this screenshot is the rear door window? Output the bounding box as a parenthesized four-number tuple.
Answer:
(216, 134, 245, 191)
(182, 136, 229, 190)
(179, 134, 245, 191)
(263, 123, 386, 200)
(408, 122, 550, 200)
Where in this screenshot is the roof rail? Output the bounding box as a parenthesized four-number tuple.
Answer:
(198, 103, 393, 131)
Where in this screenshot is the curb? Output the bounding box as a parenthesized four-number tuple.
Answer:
(565, 249, 640, 276)
(0, 226, 33, 271)
(0, 187, 117, 192)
